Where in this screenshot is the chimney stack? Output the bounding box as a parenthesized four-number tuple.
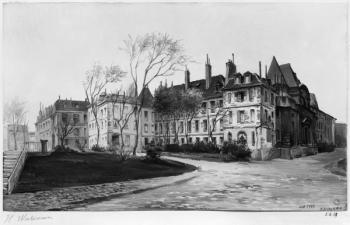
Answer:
(185, 67, 190, 90)
(259, 61, 262, 77)
(265, 65, 268, 77)
(205, 54, 212, 89)
(232, 53, 237, 73)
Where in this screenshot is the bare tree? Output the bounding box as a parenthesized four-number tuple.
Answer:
(56, 113, 75, 148)
(4, 97, 27, 150)
(207, 107, 229, 143)
(121, 33, 190, 155)
(83, 63, 126, 146)
(182, 89, 203, 143)
(110, 87, 137, 152)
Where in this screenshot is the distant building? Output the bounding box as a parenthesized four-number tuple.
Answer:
(335, 123, 347, 147)
(35, 98, 89, 151)
(87, 88, 154, 151)
(7, 124, 29, 151)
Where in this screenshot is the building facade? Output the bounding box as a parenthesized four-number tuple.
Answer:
(87, 88, 154, 151)
(35, 98, 89, 151)
(7, 124, 29, 151)
(153, 53, 335, 154)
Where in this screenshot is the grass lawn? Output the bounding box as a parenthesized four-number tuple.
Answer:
(14, 152, 196, 193)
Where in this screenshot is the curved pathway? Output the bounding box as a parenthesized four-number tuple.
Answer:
(74, 149, 347, 211)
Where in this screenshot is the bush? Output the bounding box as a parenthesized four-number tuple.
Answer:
(179, 144, 194, 153)
(91, 144, 105, 152)
(144, 145, 162, 160)
(113, 150, 132, 161)
(164, 144, 182, 153)
(192, 141, 220, 153)
(53, 145, 76, 153)
(318, 142, 336, 153)
(220, 141, 251, 161)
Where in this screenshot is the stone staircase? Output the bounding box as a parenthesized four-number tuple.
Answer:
(3, 150, 27, 194)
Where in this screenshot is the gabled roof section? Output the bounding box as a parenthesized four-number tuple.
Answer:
(279, 63, 300, 87)
(267, 56, 284, 83)
(309, 93, 318, 109)
(223, 72, 271, 90)
(139, 87, 154, 108)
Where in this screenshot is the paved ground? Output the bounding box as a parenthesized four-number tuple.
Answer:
(74, 148, 347, 211)
(4, 148, 347, 211)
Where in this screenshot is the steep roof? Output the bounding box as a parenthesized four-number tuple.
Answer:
(138, 87, 154, 108)
(171, 75, 225, 99)
(309, 93, 318, 109)
(279, 63, 300, 87)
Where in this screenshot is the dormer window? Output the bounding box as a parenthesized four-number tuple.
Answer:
(240, 76, 245, 84)
(236, 77, 240, 84)
(245, 75, 251, 83)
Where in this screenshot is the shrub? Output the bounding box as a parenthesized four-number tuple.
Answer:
(179, 144, 194, 153)
(220, 141, 251, 161)
(164, 144, 182, 153)
(91, 144, 105, 152)
(144, 145, 162, 160)
(113, 150, 132, 161)
(192, 141, 220, 153)
(318, 142, 336, 153)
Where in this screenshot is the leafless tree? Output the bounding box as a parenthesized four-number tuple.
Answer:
(121, 33, 190, 155)
(83, 63, 126, 146)
(56, 113, 75, 148)
(207, 107, 230, 143)
(110, 86, 137, 152)
(4, 97, 27, 150)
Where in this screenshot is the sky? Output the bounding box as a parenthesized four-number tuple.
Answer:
(3, 2, 348, 130)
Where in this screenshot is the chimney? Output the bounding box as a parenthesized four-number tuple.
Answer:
(185, 67, 190, 90)
(265, 65, 268, 77)
(205, 54, 212, 89)
(160, 81, 163, 87)
(259, 61, 262, 77)
(232, 53, 237, 73)
(225, 60, 232, 85)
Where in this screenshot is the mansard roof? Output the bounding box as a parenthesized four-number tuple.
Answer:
(171, 75, 225, 99)
(54, 99, 89, 111)
(223, 72, 273, 91)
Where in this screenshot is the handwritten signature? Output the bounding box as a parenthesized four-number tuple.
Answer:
(4, 214, 53, 224)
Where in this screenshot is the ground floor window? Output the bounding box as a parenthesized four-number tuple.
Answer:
(181, 138, 185, 144)
(212, 137, 216, 144)
(220, 137, 224, 144)
(189, 137, 192, 143)
(251, 131, 255, 146)
(203, 137, 208, 144)
(195, 137, 200, 143)
(145, 137, 149, 145)
(112, 134, 120, 146)
(125, 135, 130, 147)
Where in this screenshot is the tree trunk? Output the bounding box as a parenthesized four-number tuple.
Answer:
(132, 108, 141, 155)
(120, 129, 125, 152)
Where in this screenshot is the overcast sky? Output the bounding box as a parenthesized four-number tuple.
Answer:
(3, 2, 348, 130)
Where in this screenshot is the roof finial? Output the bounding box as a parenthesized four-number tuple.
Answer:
(232, 53, 234, 63)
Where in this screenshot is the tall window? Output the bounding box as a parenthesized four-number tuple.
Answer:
(236, 92, 245, 102)
(203, 120, 208, 132)
(249, 88, 254, 101)
(195, 120, 199, 132)
(125, 135, 130, 147)
(187, 121, 192, 133)
(227, 93, 232, 103)
(202, 102, 207, 114)
(237, 110, 245, 123)
(144, 111, 149, 121)
(159, 123, 163, 134)
(144, 124, 148, 133)
(250, 109, 255, 122)
(220, 119, 223, 131)
(210, 101, 215, 113)
(180, 121, 184, 133)
(229, 111, 233, 124)
(252, 131, 255, 146)
(212, 119, 216, 132)
(219, 100, 223, 107)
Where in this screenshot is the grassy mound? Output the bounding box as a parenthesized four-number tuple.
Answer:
(14, 152, 196, 193)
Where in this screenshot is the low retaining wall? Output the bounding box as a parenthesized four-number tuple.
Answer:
(252, 146, 318, 161)
(7, 150, 27, 194)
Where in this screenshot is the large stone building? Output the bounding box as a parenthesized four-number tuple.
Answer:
(153, 53, 335, 156)
(87, 88, 154, 151)
(35, 98, 89, 151)
(335, 123, 347, 147)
